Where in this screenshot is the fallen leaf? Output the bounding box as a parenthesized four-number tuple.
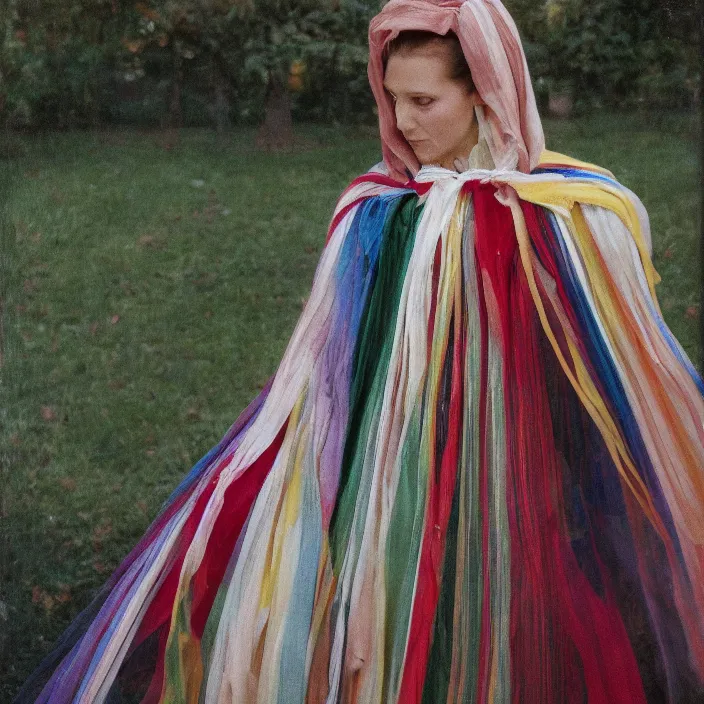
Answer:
(89, 321, 99, 336)
(685, 305, 699, 319)
(42, 593, 55, 612)
(204, 310, 213, 319)
(77, 511, 91, 521)
(108, 379, 126, 390)
(136, 500, 148, 515)
(191, 272, 216, 287)
(41, 406, 57, 422)
(111, 314, 120, 325)
(10, 433, 20, 447)
(55, 586, 71, 604)
(30, 231, 41, 243)
(58, 477, 77, 492)
(92, 521, 113, 551)
(31, 586, 55, 613)
(146, 449, 155, 456)
(93, 561, 108, 574)
(186, 407, 201, 421)
(137, 233, 166, 250)
(23, 278, 37, 293)
(663, 247, 673, 259)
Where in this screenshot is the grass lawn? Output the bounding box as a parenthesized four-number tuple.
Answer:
(1, 112, 700, 697)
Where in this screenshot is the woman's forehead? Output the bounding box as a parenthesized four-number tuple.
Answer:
(383, 51, 453, 91)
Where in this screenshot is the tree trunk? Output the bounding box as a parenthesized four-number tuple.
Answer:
(211, 55, 231, 137)
(168, 45, 183, 129)
(255, 73, 294, 151)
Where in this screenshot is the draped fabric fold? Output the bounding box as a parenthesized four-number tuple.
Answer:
(15, 153, 704, 704)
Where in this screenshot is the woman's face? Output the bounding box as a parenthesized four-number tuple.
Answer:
(383, 45, 480, 170)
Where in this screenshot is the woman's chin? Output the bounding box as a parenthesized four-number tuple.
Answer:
(413, 147, 448, 168)
(415, 151, 440, 166)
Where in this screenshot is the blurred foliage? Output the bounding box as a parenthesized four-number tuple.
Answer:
(0, 0, 698, 130)
(0, 0, 379, 130)
(534, 0, 699, 112)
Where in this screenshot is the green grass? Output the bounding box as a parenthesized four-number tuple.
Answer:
(0, 113, 700, 698)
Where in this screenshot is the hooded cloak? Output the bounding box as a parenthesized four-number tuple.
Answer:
(14, 1, 703, 702)
(367, 0, 545, 180)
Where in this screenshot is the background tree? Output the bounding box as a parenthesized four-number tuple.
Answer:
(0, 0, 698, 132)
(234, 0, 375, 148)
(543, 0, 698, 111)
(1, 0, 131, 129)
(116, 0, 375, 145)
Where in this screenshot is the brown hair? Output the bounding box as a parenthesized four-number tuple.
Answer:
(385, 30, 476, 93)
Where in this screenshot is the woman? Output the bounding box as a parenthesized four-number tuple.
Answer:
(15, 0, 704, 702)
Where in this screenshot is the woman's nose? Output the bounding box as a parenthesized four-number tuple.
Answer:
(395, 102, 416, 135)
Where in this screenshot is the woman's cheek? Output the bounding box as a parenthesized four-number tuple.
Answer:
(425, 106, 444, 133)
(433, 104, 452, 128)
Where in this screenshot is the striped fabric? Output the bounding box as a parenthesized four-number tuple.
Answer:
(16, 152, 704, 703)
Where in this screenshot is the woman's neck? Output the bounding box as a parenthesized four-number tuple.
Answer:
(438, 120, 480, 171)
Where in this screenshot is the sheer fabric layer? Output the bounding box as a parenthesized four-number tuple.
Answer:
(16, 156, 704, 704)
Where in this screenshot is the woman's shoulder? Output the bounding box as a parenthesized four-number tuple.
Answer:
(533, 149, 617, 179)
(530, 149, 653, 257)
(333, 161, 408, 210)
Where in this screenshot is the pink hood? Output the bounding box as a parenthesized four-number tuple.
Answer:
(368, 0, 545, 182)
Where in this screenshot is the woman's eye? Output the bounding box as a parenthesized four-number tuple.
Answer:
(414, 98, 433, 107)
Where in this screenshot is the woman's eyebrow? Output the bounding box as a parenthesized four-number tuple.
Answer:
(383, 85, 434, 96)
